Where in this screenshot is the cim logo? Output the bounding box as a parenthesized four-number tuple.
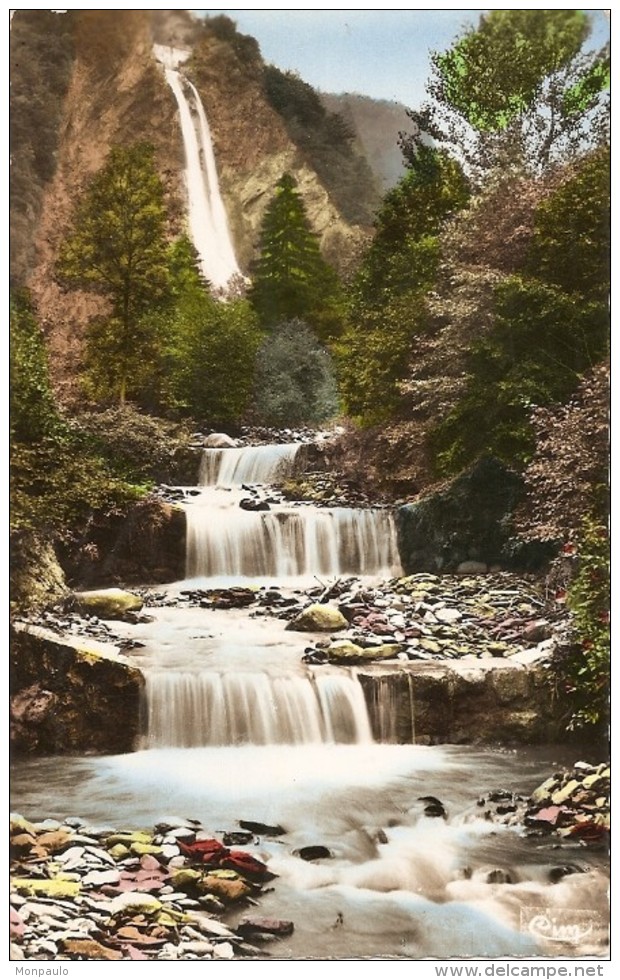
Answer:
(520, 907, 604, 945)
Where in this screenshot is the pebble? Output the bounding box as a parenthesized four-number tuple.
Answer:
(10, 816, 286, 962)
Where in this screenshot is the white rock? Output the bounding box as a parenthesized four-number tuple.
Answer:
(213, 941, 235, 959)
(179, 940, 214, 957)
(205, 433, 237, 448)
(109, 891, 162, 914)
(81, 869, 120, 887)
(435, 608, 463, 624)
(56, 845, 85, 865)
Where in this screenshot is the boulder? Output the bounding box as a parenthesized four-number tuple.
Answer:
(286, 604, 348, 632)
(72, 588, 143, 619)
(396, 456, 554, 573)
(205, 433, 237, 448)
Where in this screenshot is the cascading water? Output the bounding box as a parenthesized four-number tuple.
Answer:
(153, 44, 241, 290)
(10, 438, 609, 958)
(185, 445, 402, 582)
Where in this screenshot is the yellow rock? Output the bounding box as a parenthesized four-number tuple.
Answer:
(61, 938, 122, 961)
(11, 877, 80, 899)
(200, 875, 251, 903)
(10, 816, 37, 837)
(171, 869, 203, 891)
(130, 843, 162, 856)
(108, 844, 130, 860)
(106, 832, 152, 847)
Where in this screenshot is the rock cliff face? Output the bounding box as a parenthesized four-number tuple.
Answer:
(10, 624, 144, 754)
(23, 10, 182, 393)
(12, 9, 370, 394)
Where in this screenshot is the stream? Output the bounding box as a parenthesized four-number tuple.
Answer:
(10, 443, 610, 959)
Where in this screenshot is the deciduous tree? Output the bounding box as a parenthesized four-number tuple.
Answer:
(58, 142, 170, 403)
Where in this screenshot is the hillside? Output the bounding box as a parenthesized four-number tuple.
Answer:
(321, 92, 411, 191)
(9, 9, 375, 392)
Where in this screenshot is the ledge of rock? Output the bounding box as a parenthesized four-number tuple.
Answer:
(10, 623, 144, 755)
(357, 659, 559, 745)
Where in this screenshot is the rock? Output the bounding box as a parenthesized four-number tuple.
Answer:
(296, 845, 332, 861)
(434, 607, 463, 623)
(457, 561, 488, 575)
(396, 457, 552, 573)
(11, 625, 144, 755)
(61, 938, 122, 961)
(521, 620, 552, 643)
(551, 779, 581, 805)
(239, 820, 286, 837)
(201, 875, 251, 903)
(72, 588, 143, 619)
(287, 603, 348, 632)
(109, 892, 162, 915)
(239, 498, 270, 512)
(205, 433, 237, 448)
(11, 877, 81, 899)
(213, 941, 235, 959)
(529, 776, 557, 805)
(325, 640, 364, 660)
(238, 916, 294, 937)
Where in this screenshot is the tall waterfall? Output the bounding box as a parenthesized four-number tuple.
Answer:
(185, 444, 402, 581)
(153, 44, 241, 290)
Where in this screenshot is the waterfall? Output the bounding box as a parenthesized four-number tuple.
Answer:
(186, 502, 401, 579)
(186, 443, 402, 581)
(153, 44, 241, 290)
(199, 444, 301, 486)
(144, 667, 373, 747)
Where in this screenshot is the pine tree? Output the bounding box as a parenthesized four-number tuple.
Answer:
(248, 173, 344, 340)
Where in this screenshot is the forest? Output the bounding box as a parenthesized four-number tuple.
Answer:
(11, 9, 610, 728)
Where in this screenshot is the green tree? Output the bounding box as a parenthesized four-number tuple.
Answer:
(428, 147, 609, 476)
(527, 145, 610, 298)
(58, 142, 170, 403)
(402, 10, 609, 177)
(165, 291, 263, 424)
(10, 291, 59, 444)
(338, 147, 469, 424)
(355, 146, 469, 306)
(253, 319, 339, 426)
(248, 173, 344, 341)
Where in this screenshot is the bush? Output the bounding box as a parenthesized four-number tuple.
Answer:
(559, 520, 610, 730)
(252, 319, 339, 426)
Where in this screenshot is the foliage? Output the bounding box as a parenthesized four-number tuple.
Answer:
(165, 292, 263, 424)
(337, 296, 426, 426)
(57, 142, 171, 403)
(200, 13, 262, 65)
(516, 362, 609, 543)
(252, 319, 339, 426)
(263, 65, 380, 225)
(527, 145, 610, 298)
(430, 275, 608, 474)
(427, 148, 610, 477)
(354, 146, 469, 306)
(249, 173, 345, 341)
(338, 147, 469, 425)
(70, 406, 197, 486)
(10, 293, 59, 444)
(402, 9, 609, 177)
(561, 520, 610, 729)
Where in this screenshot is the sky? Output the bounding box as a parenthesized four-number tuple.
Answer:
(199, 8, 611, 109)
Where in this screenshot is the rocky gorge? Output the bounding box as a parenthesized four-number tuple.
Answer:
(10, 434, 610, 961)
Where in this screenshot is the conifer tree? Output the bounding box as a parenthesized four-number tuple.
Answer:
(248, 173, 344, 341)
